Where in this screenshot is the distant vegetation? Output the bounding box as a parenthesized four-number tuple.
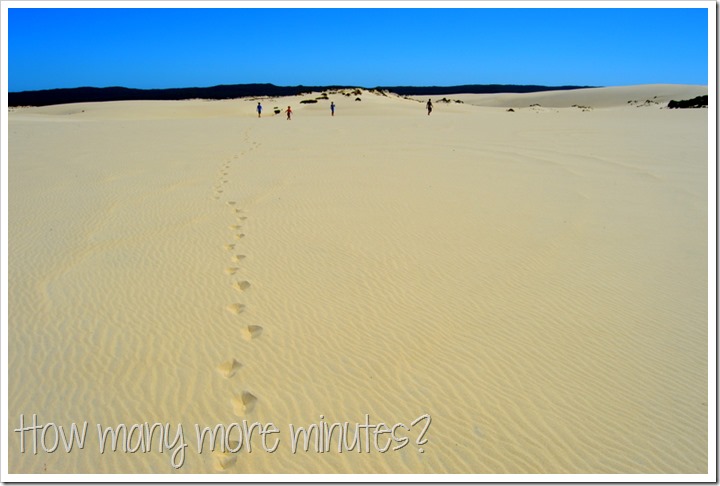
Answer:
(627, 97, 660, 107)
(8, 83, 593, 107)
(436, 97, 464, 104)
(667, 95, 708, 109)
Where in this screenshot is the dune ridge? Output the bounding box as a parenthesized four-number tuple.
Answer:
(446, 84, 708, 108)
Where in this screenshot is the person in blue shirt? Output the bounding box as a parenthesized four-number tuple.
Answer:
(330, 101, 336, 116)
(256, 102, 263, 118)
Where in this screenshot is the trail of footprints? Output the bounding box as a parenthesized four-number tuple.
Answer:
(210, 144, 264, 471)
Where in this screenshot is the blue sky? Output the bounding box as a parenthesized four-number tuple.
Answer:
(8, 6, 709, 92)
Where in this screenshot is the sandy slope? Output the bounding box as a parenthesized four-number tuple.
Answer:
(7, 85, 709, 475)
(439, 84, 709, 108)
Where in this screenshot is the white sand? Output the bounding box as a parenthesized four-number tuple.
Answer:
(441, 83, 708, 108)
(7, 85, 709, 474)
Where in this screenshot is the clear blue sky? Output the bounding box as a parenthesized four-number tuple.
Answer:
(8, 6, 709, 92)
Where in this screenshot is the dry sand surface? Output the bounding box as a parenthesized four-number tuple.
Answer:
(7, 85, 709, 475)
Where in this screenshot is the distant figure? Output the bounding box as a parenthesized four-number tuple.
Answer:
(285, 106, 293, 120)
(330, 101, 336, 116)
(426, 99, 433, 116)
(256, 102, 262, 118)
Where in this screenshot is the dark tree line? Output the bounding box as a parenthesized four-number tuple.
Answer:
(667, 95, 708, 109)
(9, 83, 591, 107)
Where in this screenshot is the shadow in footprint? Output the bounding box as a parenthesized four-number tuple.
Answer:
(243, 325, 263, 341)
(213, 450, 238, 471)
(217, 358, 242, 378)
(231, 391, 258, 416)
(226, 303, 246, 315)
(232, 281, 251, 292)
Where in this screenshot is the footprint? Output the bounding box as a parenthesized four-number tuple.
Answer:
(234, 234, 245, 240)
(228, 225, 242, 230)
(242, 325, 263, 341)
(234, 209, 245, 214)
(237, 216, 248, 221)
(231, 391, 257, 415)
(231, 254, 246, 263)
(224, 243, 236, 251)
(232, 281, 251, 292)
(226, 201, 236, 206)
(225, 267, 239, 275)
(226, 303, 246, 315)
(212, 450, 238, 471)
(217, 359, 242, 378)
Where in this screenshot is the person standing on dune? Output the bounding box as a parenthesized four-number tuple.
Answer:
(426, 98, 433, 115)
(257, 102, 262, 118)
(285, 106, 293, 120)
(330, 101, 336, 116)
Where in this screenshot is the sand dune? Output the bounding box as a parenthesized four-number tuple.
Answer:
(7, 85, 708, 475)
(437, 84, 708, 108)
